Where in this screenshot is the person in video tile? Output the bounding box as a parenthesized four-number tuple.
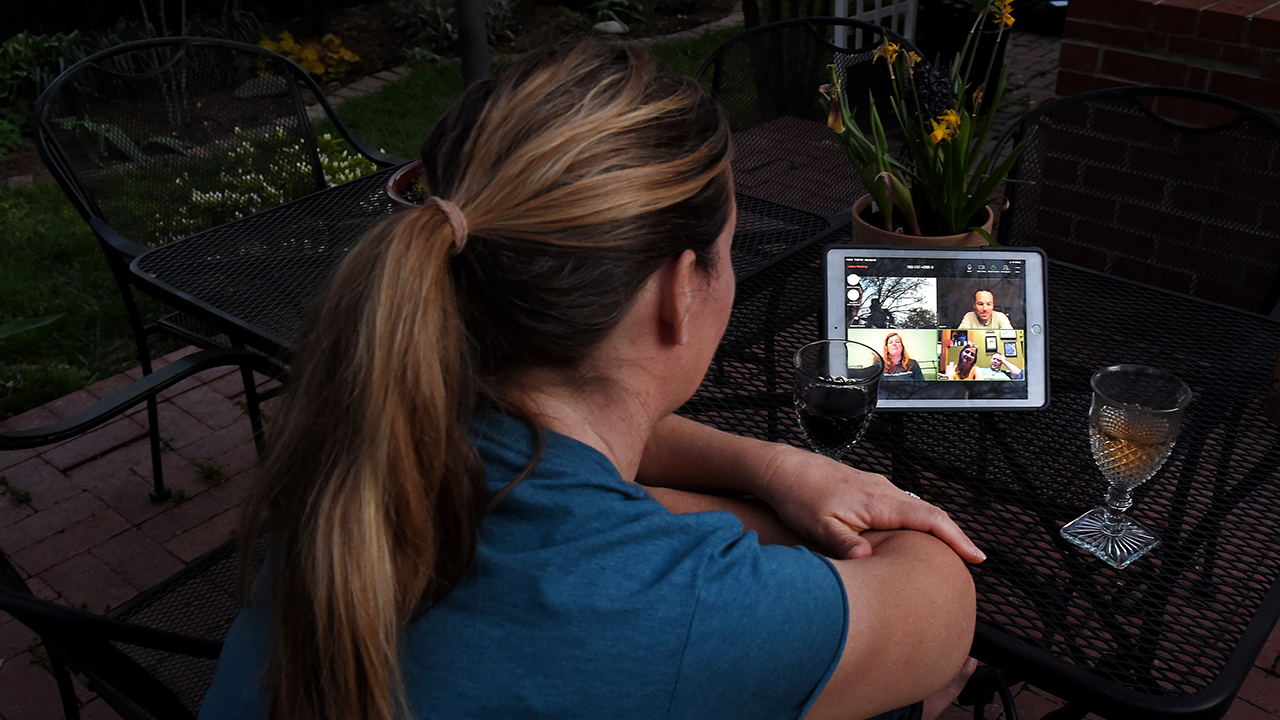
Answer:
(958, 290, 1011, 330)
(945, 343, 980, 380)
(882, 332, 924, 380)
(989, 353, 1023, 380)
(865, 298, 893, 328)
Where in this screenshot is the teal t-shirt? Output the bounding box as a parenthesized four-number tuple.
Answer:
(200, 413, 848, 719)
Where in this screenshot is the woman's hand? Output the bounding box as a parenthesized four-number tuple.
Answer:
(751, 443, 986, 563)
(637, 415, 984, 563)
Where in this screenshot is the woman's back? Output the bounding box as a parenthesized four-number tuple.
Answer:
(204, 413, 846, 719)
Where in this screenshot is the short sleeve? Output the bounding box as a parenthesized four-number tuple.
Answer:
(199, 605, 271, 719)
(667, 534, 848, 720)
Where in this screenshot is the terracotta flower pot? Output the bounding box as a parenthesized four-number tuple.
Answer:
(386, 159, 425, 206)
(850, 195, 993, 247)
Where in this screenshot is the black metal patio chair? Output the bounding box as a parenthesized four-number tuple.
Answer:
(695, 17, 920, 221)
(1, 347, 273, 720)
(33, 36, 405, 501)
(994, 85, 1280, 318)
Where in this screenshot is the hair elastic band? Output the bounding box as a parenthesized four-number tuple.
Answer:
(425, 196, 469, 255)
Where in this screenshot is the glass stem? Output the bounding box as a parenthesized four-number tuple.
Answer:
(1102, 484, 1134, 532)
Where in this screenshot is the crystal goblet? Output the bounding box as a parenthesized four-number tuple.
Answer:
(1060, 364, 1193, 569)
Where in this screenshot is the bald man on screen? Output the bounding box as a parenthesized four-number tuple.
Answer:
(958, 290, 1012, 330)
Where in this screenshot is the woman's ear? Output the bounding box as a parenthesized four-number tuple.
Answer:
(658, 249, 700, 346)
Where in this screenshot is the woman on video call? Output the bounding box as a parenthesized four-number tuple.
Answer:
(199, 39, 983, 720)
(945, 343, 981, 381)
(883, 332, 925, 381)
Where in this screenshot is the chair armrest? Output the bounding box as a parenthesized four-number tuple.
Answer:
(0, 587, 223, 658)
(1, 348, 282, 451)
(89, 216, 151, 259)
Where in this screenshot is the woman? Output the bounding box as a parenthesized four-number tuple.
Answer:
(946, 343, 980, 380)
(201, 39, 982, 720)
(883, 332, 924, 380)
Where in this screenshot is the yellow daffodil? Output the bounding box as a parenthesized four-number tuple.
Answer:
(873, 40, 902, 78)
(930, 109, 961, 144)
(930, 119, 950, 144)
(873, 40, 900, 64)
(993, 0, 1015, 26)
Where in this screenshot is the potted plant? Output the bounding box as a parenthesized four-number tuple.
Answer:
(820, 0, 1032, 245)
(387, 159, 426, 206)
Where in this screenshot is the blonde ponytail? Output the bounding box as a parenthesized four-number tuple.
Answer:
(241, 205, 485, 720)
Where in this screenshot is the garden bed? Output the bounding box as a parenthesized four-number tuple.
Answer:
(2, 0, 738, 185)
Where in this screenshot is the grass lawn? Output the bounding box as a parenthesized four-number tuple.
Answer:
(0, 26, 743, 420)
(0, 183, 183, 417)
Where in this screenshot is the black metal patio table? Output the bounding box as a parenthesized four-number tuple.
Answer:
(681, 222, 1280, 720)
(130, 169, 831, 362)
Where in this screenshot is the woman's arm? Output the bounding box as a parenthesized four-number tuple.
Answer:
(809, 531, 977, 720)
(649, 478, 978, 720)
(636, 414, 985, 563)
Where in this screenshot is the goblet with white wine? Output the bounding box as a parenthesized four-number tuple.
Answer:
(792, 340, 883, 459)
(1060, 364, 1193, 569)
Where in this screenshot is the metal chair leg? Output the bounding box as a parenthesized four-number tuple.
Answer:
(118, 277, 171, 502)
(51, 654, 83, 720)
(145, 395, 170, 502)
(957, 665, 1019, 720)
(240, 363, 265, 455)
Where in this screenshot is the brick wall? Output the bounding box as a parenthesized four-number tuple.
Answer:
(1056, 0, 1280, 119)
(1002, 95, 1280, 311)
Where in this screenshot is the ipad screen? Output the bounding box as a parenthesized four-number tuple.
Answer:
(824, 246, 1048, 410)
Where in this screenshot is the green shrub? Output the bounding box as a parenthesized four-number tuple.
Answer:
(0, 32, 88, 130)
(0, 2, 268, 136)
(390, 0, 518, 61)
(0, 120, 20, 162)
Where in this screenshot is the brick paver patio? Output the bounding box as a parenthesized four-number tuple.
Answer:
(5, 24, 1280, 720)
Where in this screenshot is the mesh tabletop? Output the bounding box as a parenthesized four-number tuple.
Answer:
(133, 169, 400, 359)
(680, 226, 1280, 720)
(132, 185, 826, 357)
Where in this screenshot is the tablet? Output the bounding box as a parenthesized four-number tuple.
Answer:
(823, 245, 1049, 411)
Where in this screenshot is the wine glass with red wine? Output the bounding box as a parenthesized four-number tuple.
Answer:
(792, 340, 883, 460)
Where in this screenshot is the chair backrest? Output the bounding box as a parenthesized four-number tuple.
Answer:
(696, 18, 918, 218)
(996, 86, 1280, 317)
(34, 36, 387, 257)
